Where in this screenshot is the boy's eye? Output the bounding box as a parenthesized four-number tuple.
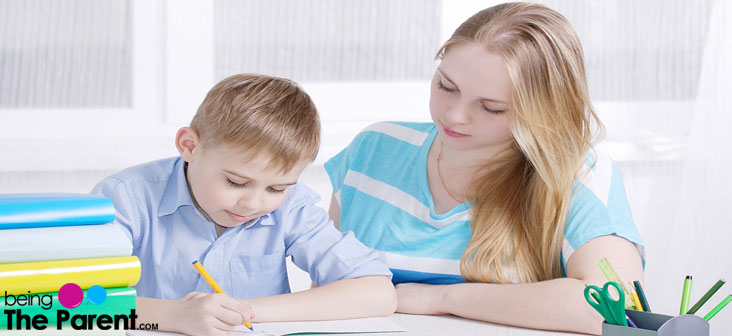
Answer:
(225, 178, 247, 188)
(267, 187, 286, 194)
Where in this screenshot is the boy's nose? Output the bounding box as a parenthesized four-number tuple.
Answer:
(237, 191, 261, 211)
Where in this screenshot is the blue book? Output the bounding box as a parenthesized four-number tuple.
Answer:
(0, 193, 115, 229)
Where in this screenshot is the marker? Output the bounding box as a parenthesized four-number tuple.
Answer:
(687, 278, 725, 314)
(629, 283, 644, 312)
(626, 315, 638, 328)
(633, 280, 652, 312)
(703, 294, 732, 321)
(192, 260, 253, 330)
(680, 275, 693, 315)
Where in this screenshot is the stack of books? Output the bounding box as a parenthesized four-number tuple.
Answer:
(0, 193, 140, 329)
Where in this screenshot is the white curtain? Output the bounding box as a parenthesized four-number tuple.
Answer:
(545, 1, 732, 331)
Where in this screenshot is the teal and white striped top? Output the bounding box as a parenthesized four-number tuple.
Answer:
(325, 121, 644, 284)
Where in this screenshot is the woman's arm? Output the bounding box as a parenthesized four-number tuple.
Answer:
(395, 235, 644, 335)
(328, 192, 340, 230)
(246, 275, 397, 322)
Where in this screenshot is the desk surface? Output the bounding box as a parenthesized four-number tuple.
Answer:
(380, 314, 582, 336)
(0, 314, 585, 336)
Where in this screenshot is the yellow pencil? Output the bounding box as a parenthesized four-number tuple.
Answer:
(192, 260, 253, 330)
(629, 282, 644, 312)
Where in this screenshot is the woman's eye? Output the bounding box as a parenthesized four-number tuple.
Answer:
(483, 106, 506, 114)
(436, 80, 456, 92)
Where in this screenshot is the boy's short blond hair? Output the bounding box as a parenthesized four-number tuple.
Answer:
(191, 73, 320, 173)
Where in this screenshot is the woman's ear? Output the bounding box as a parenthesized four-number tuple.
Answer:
(176, 127, 200, 162)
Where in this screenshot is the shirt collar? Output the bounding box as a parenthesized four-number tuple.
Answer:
(158, 157, 196, 217)
(157, 157, 275, 226)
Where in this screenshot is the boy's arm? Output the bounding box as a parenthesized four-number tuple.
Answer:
(279, 187, 395, 321)
(137, 294, 254, 335)
(247, 275, 396, 322)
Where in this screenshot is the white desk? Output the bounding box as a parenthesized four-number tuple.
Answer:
(376, 314, 582, 336)
(0, 314, 585, 336)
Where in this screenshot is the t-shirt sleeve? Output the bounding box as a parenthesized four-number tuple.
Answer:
(90, 176, 142, 249)
(325, 123, 385, 199)
(324, 147, 349, 196)
(562, 154, 645, 272)
(281, 185, 392, 285)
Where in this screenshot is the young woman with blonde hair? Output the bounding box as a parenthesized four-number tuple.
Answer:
(325, 2, 644, 334)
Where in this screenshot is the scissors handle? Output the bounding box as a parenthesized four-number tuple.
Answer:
(584, 282, 628, 327)
(584, 285, 612, 320)
(602, 282, 628, 327)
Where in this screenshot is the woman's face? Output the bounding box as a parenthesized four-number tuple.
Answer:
(429, 43, 514, 152)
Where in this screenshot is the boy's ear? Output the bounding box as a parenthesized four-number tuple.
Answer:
(176, 127, 200, 162)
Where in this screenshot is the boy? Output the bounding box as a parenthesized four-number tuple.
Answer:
(92, 74, 396, 335)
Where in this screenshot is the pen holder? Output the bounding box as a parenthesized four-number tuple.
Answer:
(602, 310, 709, 336)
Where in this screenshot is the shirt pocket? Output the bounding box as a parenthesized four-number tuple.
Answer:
(229, 249, 290, 298)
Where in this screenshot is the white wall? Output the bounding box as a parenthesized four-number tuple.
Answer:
(1, 0, 731, 333)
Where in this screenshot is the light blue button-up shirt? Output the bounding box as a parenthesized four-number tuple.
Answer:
(91, 157, 391, 300)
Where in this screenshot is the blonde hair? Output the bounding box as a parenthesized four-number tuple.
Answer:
(436, 3, 604, 283)
(191, 73, 320, 173)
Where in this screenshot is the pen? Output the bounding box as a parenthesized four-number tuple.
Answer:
(192, 260, 253, 330)
(633, 280, 651, 312)
(703, 294, 732, 321)
(680, 275, 693, 314)
(688, 278, 725, 314)
(628, 283, 644, 312)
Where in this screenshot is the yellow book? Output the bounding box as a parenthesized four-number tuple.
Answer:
(0, 256, 140, 295)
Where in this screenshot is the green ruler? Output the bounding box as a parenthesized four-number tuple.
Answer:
(597, 257, 635, 309)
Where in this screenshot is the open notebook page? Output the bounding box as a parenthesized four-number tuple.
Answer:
(126, 316, 408, 336)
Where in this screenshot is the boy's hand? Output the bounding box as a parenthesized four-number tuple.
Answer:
(171, 291, 254, 336)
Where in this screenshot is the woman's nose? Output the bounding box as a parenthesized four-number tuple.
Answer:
(444, 100, 472, 124)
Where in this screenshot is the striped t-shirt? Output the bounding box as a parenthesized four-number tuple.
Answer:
(325, 121, 644, 285)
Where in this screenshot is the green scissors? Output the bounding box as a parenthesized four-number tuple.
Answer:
(584, 281, 628, 326)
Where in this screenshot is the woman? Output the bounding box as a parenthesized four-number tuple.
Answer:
(324, 3, 644, 335)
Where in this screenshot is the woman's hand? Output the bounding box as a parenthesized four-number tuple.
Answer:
(170, 291, 254, 336)
(395, 283, 448, 315)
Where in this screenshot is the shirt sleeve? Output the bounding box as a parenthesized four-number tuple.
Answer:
(280, 184, 392, 285)
(562, 156, 645, 271)
(90, 176, 142, 249)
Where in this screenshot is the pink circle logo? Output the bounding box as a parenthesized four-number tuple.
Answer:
(58, 283, 84, 309)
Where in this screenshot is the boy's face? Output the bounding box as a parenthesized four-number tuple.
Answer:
(182, 138, 308, 228)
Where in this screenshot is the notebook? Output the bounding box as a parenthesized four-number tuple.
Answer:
(0, 223, 132, 263)
(125, 316, 409, 335)
(0, 193, 115, 229)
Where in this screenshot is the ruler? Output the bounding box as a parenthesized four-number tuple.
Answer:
(597, 257, 636, 309)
